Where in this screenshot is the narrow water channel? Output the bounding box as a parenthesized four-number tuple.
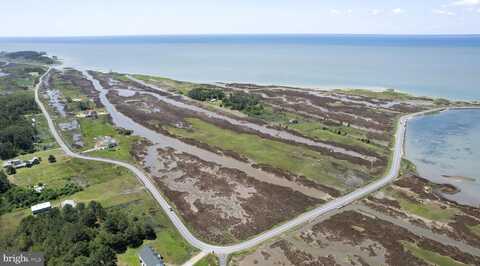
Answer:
(129, 77, 378, 162)
(83, 70, 329, 200)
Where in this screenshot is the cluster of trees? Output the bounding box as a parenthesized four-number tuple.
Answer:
(0, 92, 39, 159)
(187, 87, 226, 101)
(0, 171, 82, 215)
(0, 51, 56, 65)
(187, 88, 266, 116)
(0, 201, 156, 266)
(223, 92, 264, 115)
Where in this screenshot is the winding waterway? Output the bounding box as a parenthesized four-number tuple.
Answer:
(128, 76, 377, 162)
(82, 70, 329, 200)
(405, 108, 480, 207)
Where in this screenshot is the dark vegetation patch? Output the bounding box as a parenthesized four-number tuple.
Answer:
(270, 240, 338, 266)
(0, 92, 39, 159)
(134, 144, 322, 244)
(0, 51, 56, 65)
(313, 210, 480, 266)
(0, 201, 156, 266)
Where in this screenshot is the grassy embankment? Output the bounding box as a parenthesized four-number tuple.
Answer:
(168, 118, 375, 193)
(468, 224, 480, 238)
(401, 241, 465, 266)
(334, 88, 414, 101)
(133, 74, 198, 95)
(390, 189, 458, 222)
(385, 160, 459, 223)
(0, 148, 196, 265)
(194, 254, 219, 266)
(251, 105, 387, 155)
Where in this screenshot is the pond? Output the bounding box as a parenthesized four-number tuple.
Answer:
(405, 108, 480, 207)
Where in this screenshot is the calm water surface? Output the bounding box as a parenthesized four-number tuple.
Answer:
(1, 34, 479, 100)
(405, 109, 480, 207)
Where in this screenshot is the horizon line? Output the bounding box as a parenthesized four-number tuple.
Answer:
(1, 33, 480, 39)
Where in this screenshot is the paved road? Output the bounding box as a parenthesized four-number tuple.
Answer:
(35, 68, 457, 260)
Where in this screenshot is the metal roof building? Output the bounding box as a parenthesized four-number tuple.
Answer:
(138, 245, 164, 266)
(31, 202, 52, 215)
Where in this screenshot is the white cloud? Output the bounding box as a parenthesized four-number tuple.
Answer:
(370, 9, 383, 15)
(451, 0, 480, 6)
(433, 9, 456, 16)
(392, 8, 405, 14)
(330, 9, 341, 15)
(330, 9, 353, 15)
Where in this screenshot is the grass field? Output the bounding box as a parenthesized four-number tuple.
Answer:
(390, 190, 458, 222)
(169, 117, 373, 192)
(401, 241, 465, 266)
(78, 116, 139, 162)
(335, 88, 413, 101)
(133, 74, 198, 95)
(468, 224, 480, 238)
(0, 149, 196, 265)
(194, 254, 219, 266)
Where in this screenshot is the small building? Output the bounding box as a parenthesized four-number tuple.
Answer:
(138, 246, 164, 266)
(33, 184, 45, 193)
(3, 159, 26, 169)
(95, 136, 118, 150)
(61, 200, 77, 208)
(31, 202, 52, 215)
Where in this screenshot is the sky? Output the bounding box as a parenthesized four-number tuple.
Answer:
(2, 0, 480, 37)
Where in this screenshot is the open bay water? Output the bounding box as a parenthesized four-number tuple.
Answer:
(0, 34, 479, 100)
(405, 109, 480, 207)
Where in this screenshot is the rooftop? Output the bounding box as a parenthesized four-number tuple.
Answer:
(138, 245, 164, 266)
(31, 202, 52, 212)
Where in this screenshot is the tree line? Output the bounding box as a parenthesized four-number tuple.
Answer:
(0, 91, 39, 159)
(0, 200, 156, 266)
(188, 87, 265, 115)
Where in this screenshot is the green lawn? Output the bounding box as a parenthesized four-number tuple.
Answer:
(1, 149, 195, 265)
(468, 224, 480, 238)
(78, 116, 139, 163)
(401, 241, 465, 266)
(169, 118, 373, 192)
(390, 191, 457, 222)
(8, 149, 129, 189)
(194, 254, 219, 266)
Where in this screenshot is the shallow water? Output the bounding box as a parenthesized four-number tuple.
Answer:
(82, 70, 329, 199)
(405, 109, 480, 207)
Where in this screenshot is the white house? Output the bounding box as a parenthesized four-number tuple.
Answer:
(61, 200, 77, 208)
(31, 202, 52, 215)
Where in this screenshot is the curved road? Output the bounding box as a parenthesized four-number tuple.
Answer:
(34, 68, 444, 259)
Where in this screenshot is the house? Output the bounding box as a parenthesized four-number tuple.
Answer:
(33, 184, 45, 193)
(61, 200, 77, 208)
(31, 202, 52, 215)
(95, 136, 118, 150)
(3, 159, 26, 169)
(138, 246, 164, 266)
